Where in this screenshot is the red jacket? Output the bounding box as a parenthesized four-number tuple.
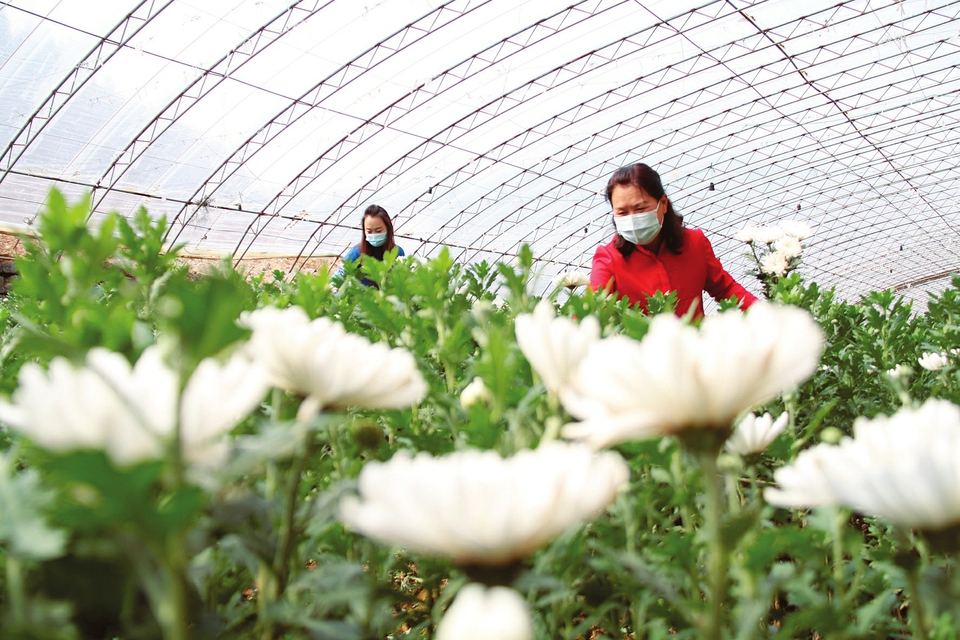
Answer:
(590, 228, 758, 317)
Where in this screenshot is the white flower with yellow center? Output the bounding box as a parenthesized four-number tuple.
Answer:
(552, 270, 591, 289)
(339, 441, 629, 566)
(515, 301, 600, 396)
(726, 412, 789, 456)
(765, 399, 960, 531)
(242, 306, 427, 419)
(0, 348, 266, 468)
(436, 584, 532, 640)
(560, 304, 822, 448)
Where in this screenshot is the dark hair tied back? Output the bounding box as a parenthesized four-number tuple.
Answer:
(606, 163, 685, 257)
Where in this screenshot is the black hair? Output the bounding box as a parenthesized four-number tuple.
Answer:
(359, 204, 396, 260)
(606, 163, 685, 258)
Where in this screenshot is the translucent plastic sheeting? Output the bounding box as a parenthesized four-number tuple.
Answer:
(2, 0, 960, 305)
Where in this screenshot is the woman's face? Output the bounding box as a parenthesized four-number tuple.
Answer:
(610, 184, 666, 224)
(364, 216, 387, 236)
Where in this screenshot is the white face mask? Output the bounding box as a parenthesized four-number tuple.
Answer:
(614, 207, 661, 245)
(366, 232, 387, 247)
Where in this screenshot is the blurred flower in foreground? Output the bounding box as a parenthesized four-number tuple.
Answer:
(242, 306, 427, 419)
(726, 412, 789, 457)
(460, 377, 491, 409)
(561, 304, 822, 448)
(436, 583, 533, 640)
(552, 270, 591, 289)
(515, 300, 600, 396)
(0, 348, 266, 468)
(179, 355, 270, 468)
(339, 442, 628, 566)
(918, 351, 948, 371)
(765, 399, 960, 531)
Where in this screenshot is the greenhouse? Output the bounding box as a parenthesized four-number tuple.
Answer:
(2, 0, 960, 638)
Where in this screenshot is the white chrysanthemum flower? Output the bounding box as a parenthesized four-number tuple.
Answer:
(0, 348, 266, 468)
(179, 355, 269, 469)
(552, 270, 591, 289)
(765, 399, 960, 531)
(918, 351, 949, 371)
(242, 306, 427, 419)
(0, 348, 176, 465)
(886, 364, 910, 379)
(773, 236, 803, 259)
(760, 250, 791, 277)
(735, 226, 759, 243)
(515, 301, 600, 396)
(339, 441, 629, 565)
(436, 584, 533, 640)
(726, 412, 789, 456)
(778, 219, 813, 240)
(751, 225, 784, 245)
(560, 303, 822, 448)
(460, 377, 491, 409)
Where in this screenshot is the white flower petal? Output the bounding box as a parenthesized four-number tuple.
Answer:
(0, 351, 174, 466)
(561, 304, 822, 447)
(778, 219, 813, 240)
(436, 584, 532, 640)
(244, 306, 427, 413)
(460, 377, 491, 409)
(765, 399, 960, 531)
(773, 236, 803, 259)
(760, 250, 790, 277)
(515, 301, 600, 396)
(339, 442, 628, 565)
(918, 351, 948, 371)
(726, 412, 789, 456)
(180, 354, 268, 469)
(552, 270, 591, 288)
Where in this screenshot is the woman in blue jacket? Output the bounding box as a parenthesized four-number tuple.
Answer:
(341, 205, 405, 287)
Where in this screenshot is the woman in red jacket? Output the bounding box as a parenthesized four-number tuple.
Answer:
(590, 163, 757, 317)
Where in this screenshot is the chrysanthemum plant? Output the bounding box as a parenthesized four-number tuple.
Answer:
(6, 191, 960, 639)
(736, 221, 811, 300)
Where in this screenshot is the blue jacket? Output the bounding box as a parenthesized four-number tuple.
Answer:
(339, 243, 406, 287)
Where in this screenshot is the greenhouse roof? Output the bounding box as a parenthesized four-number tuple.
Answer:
(2, 0, 959, 303)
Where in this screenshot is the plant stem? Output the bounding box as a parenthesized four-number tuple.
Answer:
(157, 534, 189, 640)
(6, 555, 25, 628)
(699, 450, 728, 640)
(905, 565, 931, 640)
(275, 442, 309, 592)
(260, 425, 314, 640)
(831, 507, 847, 603)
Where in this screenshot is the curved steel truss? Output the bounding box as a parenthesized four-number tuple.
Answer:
(2, 0, 960, 306)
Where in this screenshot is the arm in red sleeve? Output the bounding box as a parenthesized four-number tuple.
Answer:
(590, 244, 617, 293)
(700, 232, 758, 309)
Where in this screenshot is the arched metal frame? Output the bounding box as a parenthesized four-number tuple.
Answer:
(2, 0, 960, 307)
